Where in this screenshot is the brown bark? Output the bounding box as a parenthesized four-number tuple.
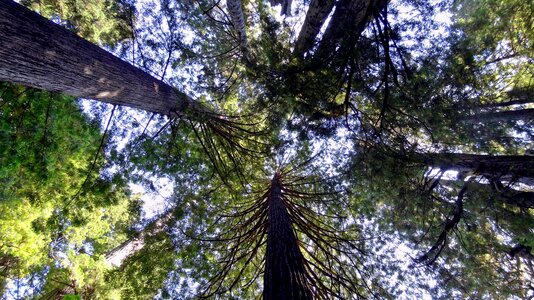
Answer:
(263, 172, 312, 300)
(464, 108, 534, 123)
(0, 0, 194, 115)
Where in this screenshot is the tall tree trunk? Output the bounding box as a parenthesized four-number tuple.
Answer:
(226, 0, 249, 56)
(106, 208, 176, 266)
(479, 100, 534, 109)
(464, 108, 534, 123)
(293, 0, 336, 58)
(312, 0, 386, 63)
(263, 172, 312, 300)
(418, 153, 534, 182)
(0, 0, 194, 115)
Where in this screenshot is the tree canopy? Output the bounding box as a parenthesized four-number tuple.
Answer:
(0, 0, 533, 299)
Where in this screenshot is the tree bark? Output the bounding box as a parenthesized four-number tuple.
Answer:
(293, 0, 336, 58)
(478, 99, 534, 109)
(263, 172, 312, 300)
(226, 0, 249, 55)
(464, 108, 534, 123)
(0, 0, 194, 115)
(312, 0, 386, 63)
(418, 153, 534, 182)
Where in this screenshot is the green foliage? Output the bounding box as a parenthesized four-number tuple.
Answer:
(21, 0, 134, 46)
(0, 83, 140, 297)
(106, 231, 176, 299)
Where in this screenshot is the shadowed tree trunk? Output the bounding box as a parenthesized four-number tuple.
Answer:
(0, 0, 195, 115)
(293, 0, 336, 58)
(418, 153, 534, 182)
(477, 88, 534, 109)
(464, 108, 534, 123)
(263, 172, 313, 300)
(312, 0, 387, 63)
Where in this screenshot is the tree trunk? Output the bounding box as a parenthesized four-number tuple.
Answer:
(106, 208, 176, 266)
(0, 0, 194, 115)
(263, 172, 312, 300)
(293, 0, 336, 58)
(269, 0, 293, 16)
(478, 99, 534, 109)
(419, 153, 534, 182)
(226, 0, 249, 55)
(464, 108, 534, 123)
(477, 88, 534, 109)
(312, 0, 386, 63)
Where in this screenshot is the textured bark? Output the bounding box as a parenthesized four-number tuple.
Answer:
(0, 0, 193, 115)
(227, 0, 249, 54)
(464, 108, 534, 123)
(293, 0, 336, 58)
(263, 173, 312, 300)
(419, 153, 534, 180)
(312, 0, 387, 62)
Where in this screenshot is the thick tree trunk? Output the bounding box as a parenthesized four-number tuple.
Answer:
(464, 108, 534, 123)
(263, 173, 312, 300)
(293, 0, 336, 58)
(419, 153, 534, 181)
(0, 0, 193, 115)
(312, 0, 387, 63)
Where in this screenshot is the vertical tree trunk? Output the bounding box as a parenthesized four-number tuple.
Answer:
(269, 0, 293, 16)
(106, 208, 176, 266)
(293, 0, 336, 58)
(0, 0, 193, 115)
(263, 173, 312, 300)
(226, 0, 249, 55)
(312, 0, 386, 63)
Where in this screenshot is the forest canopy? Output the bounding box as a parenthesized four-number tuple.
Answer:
(0, 0, 533, 299)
